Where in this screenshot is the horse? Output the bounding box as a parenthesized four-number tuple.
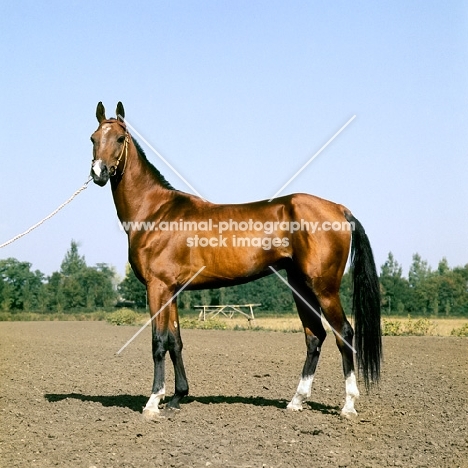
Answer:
(90, 102, 382, 420)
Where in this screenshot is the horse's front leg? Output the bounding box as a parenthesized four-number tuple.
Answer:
(142, 280, 172, 420)
(142, 280, 189, 420)
(167, 311, 189, 410)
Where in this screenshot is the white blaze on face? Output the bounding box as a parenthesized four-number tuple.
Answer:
(102, 125, 112, 136)
(92, 160, 103, 177)
(100, 125, 113, 147)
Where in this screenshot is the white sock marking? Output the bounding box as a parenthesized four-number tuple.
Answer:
(341, 371, 359, 417)
(287, 375, 314, 411)
(144, 386, 165, 414)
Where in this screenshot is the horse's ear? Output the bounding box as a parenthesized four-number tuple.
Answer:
(96, 102, 106, 123)
(116, 102, 125, 122)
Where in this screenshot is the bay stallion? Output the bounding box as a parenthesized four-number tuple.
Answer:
(90, 102, 382, 420)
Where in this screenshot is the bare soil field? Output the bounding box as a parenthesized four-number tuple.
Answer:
(1, 322, 467, 467)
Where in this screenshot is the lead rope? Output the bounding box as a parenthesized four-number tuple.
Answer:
(0, 177, 92, 249)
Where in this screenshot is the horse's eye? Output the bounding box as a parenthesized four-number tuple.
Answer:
(117, 135, 125, 143)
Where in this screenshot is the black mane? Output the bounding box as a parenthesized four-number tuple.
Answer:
(132, 137, 175, 190)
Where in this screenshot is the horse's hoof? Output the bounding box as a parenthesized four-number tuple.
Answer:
(340, 408, 358, 419)
(142, 408, 165, 422)
(286, 402, 303, 412)
(166, 401, 181, 411)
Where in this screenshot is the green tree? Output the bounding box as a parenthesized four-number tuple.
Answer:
(46, 271, 65, 312)
(118, 264, 146, 308)
(60, 240, 86, 276)
(93, 263, 118, 307)
(434, 259, 467, 316)
(61, 275, 84, 309)
(0, 279, 13, 311)
(407, 253, 433, 315)
(0, 258, 45, 311)
(58, 241, 88, 309)
(452, 264, 468, 315)
(178, 290, 192, 310)
(408, 253, 431, 288)
(379, 252, 409, 315)
(406, 255, 468, 316)
(80, 264, 117, 309)
(46, 242, 117, 311)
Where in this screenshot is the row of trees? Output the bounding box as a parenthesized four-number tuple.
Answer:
(377, 253, 468, 316)
(1, 242, 467, 316)
(118, 251, 468, 317)
(0, 241, 117, 312)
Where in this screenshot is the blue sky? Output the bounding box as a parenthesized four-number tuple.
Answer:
(1, 1, 467, 279)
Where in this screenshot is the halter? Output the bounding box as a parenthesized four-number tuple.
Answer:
(110, 131, 129, 177)
(94, 118, 130, 178)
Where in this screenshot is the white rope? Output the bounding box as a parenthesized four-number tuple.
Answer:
(0, 177, 92, 249)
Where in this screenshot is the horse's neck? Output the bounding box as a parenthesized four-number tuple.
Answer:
(111, 146, 172, 222)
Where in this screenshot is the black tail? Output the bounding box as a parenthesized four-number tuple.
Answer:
(345, 212, 382, 390)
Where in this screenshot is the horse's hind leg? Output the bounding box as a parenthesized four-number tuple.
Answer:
(317, 291, 359, 418)
(287, 276, 327, 411)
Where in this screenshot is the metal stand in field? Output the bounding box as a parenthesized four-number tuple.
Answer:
(195, 304, 261, 323)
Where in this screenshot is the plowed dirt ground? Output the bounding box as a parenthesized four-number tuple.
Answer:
(1, 322, 467, 467)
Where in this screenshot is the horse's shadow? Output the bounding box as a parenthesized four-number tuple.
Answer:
(44, 393, 339, 415)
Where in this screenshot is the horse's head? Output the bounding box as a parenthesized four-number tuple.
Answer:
(90, 102, 129, 187)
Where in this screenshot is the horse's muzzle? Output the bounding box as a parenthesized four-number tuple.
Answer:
(91, 160, 109, 187)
